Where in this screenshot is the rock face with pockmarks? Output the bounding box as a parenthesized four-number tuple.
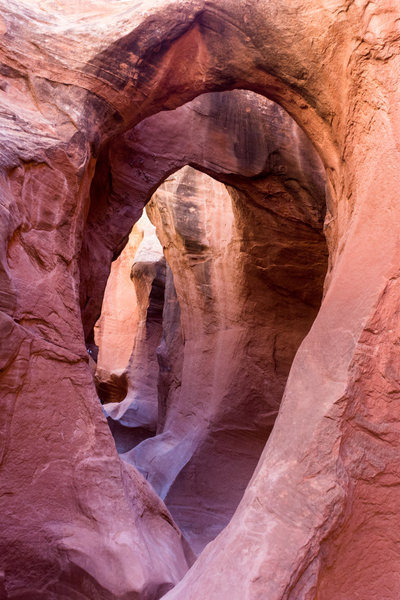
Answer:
(0, 1, 400, 599)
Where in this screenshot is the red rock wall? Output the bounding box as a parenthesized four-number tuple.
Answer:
(0, 1, 399, 598)
(0, 150, 190, 599)
(94, 223, 144, 383)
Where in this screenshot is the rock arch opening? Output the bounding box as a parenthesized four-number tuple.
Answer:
(86, 90, 329, 557)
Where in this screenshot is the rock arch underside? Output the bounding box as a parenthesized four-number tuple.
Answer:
(0, 1, 400, 599)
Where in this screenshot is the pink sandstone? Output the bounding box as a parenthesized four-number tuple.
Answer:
(0, 1, 399, 599)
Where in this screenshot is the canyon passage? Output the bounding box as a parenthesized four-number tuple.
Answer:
(1, 2, 400, 599)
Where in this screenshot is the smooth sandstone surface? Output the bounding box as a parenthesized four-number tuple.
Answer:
(0, 1, 399, 598)
(94, 222, 144, 383)
(91, 86, 327, 557)
(103, 212, 166, 450)
(121, 164, 326, 554)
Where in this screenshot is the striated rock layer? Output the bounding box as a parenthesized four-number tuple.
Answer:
(0, 1, 399, 598)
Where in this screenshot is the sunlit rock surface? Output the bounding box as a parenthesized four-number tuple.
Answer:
(103, 213, 166, 450)
(94, 223, 143, 385)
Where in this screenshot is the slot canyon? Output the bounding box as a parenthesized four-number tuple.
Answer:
(0, 2, 400, 599)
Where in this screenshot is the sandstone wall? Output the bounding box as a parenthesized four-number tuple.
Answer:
(104, 213, 166, 450)
(122, 164, 326, 554)
(94, 222, 143, 381)
(0, 1, 399, 598)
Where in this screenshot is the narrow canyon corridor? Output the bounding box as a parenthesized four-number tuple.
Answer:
(96, 157, 328, 554)
(1, 2, 400, 599)
(89, 89, 328, 556)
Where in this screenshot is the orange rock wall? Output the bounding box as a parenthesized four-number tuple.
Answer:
(94, 223, 143, 380)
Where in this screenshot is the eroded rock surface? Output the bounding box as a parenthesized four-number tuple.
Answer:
(88, 87, 327, 559)
(0, 1, 399, 598)
(88, 88, 327, 557)
(118, 164, 327, 554)
(103, 213, 166, 451)
(80, 90, 327, 340)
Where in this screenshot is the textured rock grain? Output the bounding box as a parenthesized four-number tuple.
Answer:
(0, 1, 399, 598)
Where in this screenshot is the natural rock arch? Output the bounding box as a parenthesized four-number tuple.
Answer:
(0, 1, 399, 599)
(80, 90, 327, 351)
(85, 89, 329, 560)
